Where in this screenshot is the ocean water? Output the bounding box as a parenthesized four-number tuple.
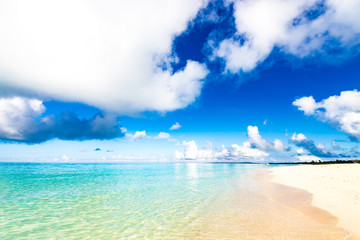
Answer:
(0, 162, 261, 239)
(0, 163, 349, 239)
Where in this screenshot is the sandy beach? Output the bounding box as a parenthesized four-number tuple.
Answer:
(271, 164, 360, 239)
(189, 165, 351, 240)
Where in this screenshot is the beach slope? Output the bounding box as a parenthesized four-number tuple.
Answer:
(271, 164, 360, 239)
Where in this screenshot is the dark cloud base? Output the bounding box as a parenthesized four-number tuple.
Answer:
(291, 136, 349, 158)
(0, 112, 123, 144)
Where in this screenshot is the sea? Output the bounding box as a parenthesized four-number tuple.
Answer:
(0, 162, 349, 239)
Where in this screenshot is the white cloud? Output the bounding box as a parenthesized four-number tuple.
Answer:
(174, 127, 349, 162)
(296, 155, 321, 162)
(293, 96, 318, 115)
(247, 125, 288, 151)
(214, 145, 230, 159)
(273, 139, 288, 152)
(0, 97, 45, 140)
(317, 143, 325, 149)
(169, 122, 182, 130)
(174, 126, 291, 161)
(155, 132, 171, 140)
(216, 0, 360, 72)
(174, 150, 184, 159)
(247, 126, 270, 149)
(182, 140, 213, 160)
(0, 0, 208, 113)
(294, 90, 360, 140)
(175, 140, 268, 161)
(296, 148, 305, 154)
(291, 133, 307, 142)
(229, 142, 269, 159)
(125, 130, 147, 140)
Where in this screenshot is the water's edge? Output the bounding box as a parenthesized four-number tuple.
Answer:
(0, 163, 353, 239)
(250, 167, 354, 240)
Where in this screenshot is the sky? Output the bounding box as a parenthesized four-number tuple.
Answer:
(0, 0, 360, 162)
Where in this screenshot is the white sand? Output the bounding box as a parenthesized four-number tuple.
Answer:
(271, 164, 360, 239)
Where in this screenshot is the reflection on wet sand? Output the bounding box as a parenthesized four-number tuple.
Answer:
(189, 168, 351, 240)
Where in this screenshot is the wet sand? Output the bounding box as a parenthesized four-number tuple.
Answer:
(190, 167, 351, 239)
(271, 164, 360, 240)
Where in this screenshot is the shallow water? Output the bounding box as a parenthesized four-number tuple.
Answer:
(0, 163, 259, 239)
(0, 163, 349, 239)
(196, 168, 350, 239)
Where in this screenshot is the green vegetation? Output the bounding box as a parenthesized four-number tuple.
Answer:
(270, 159, 360, 165)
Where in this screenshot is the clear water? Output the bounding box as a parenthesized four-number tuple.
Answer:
(0, 163, 261, 239)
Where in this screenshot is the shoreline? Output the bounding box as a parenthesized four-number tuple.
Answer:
(270, 164, 360, 239)
(192, 166, 350, 239)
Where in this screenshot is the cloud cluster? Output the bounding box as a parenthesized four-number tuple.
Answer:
(216, 0, 360, 72)
(0, 0, 208, 114)
(296, 155, 321, 162)
(174, 126, 352, 162)
(175, 140, 268, 161)
(155, 132, 171, 140)
(292, 133, 354, 161)
(228, 142, 269, 159)
(247, 126, 289, 151)
(294, 90, 360, 141)
(291, 133, 340, 157)
(0, 97, 123, 143)
(125, 130, 147, 140)
(174, 125, 289, 161)
(123, 128, 172, 140)
(1, 0, 359, 118)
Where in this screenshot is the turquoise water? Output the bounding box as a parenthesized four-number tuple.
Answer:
(0, 163, 261, 239)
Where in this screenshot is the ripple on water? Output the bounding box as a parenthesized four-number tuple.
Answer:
(0, 163, 351, 239)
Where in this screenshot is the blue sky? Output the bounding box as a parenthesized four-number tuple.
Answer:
(0, 0, 360, 162)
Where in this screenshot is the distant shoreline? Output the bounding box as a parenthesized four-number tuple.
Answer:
(0, 160, 359, 164)
(269, 159, 360, 165)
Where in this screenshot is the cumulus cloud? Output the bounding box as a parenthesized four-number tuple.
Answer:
(228, 142, 269, 159)
(296, 155, 322, 162)
(293, 96, 318, 115)
(174, 126, 292, 161)
(294, 90, 360, 141)
(155, 132, 171, 140)
(290, 133, 341, 157)
(183, 140, 215, 160)
(174, 128, 352, 162)
(169, 122, 182, 130)
(296, 148, 305, 154)
(0, 97, 45, 140)
(125, 130, 147, 140)
(247, 126, 289, 151)
(216, 0, 360, 72)
(0, 97, 123, 143)
(0, 0, 208, 114)
(175, 140, 268, 161)
(120, 127, 128, 134)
